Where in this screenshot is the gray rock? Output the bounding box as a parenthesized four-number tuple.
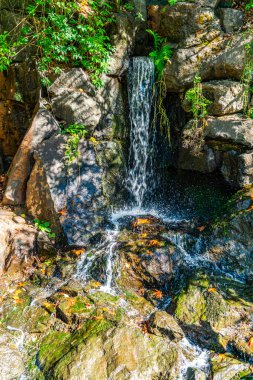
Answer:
(205, 115, 253, 148)
(202, 80, 244, 116)
(148, 311, 184, 341)
(212, 354, 251, 380)
(0, 330, 25, 380)
(221, 150, 253, 188)
(3, 107, 59, 205)
(26, 135, 124, 246)
(165, 33, 251, 91)
(108, 13, 138, 75)
(178, 144, 221, 173)
(49, 69, 122, 130)
(218, 8, 244, 33)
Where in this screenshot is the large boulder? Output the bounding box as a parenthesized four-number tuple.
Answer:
(49, 69, 123, 130)
(178, 143, 221, 173)
(221, 150, 253, 187)
(218, 8, 244, 34)
(0, 329, 25, 380)
(148, 3, 221, 45)
(148, 311, 184, 341)
(165, 33, 251, 91)
(205, 115, 253, 148)
(0, 210, 37, 274)
(202, 80, 244, 116)
(26, 135, 124, 246)
(3, 107, 59, 205)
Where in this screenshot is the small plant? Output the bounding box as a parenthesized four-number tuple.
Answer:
(168, 0, 178, 5)
(34, 219, 56, 238)
(241, 42, 253, 117)
(61, 123, 88, 165)
(147, 29, 173, 143)
(182, 75, 212, 155)
(246, 0, 253, 10)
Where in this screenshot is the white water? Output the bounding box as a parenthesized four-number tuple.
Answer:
(126, 57, 155, 208)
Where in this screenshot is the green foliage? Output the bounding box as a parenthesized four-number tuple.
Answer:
(61, 123, 88, 165)
(34, 219, 56, 238)
(246, 0, 253, 10)
(185, 75, 212, 120)
(183, 75, 212, 155)
(147, 29, 173, 80)
(0, 0, 114, 87)
(241, 42, 253, 117)
(168, 0, 178, 5)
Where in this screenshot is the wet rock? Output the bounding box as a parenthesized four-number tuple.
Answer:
(0, 329, 25, 380)
(39, 322, 181, 380)
(221, 150, 253, 187)
(148, 311, 184, 341)
(218, 8, 244, 34)
(212, 354, 252, 380)
(3, 107, 59, 205)
(205, 115, 253, 148)
(26, 135, 124, 245)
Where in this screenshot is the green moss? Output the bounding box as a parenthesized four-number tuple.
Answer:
(38, 319, 113, 373)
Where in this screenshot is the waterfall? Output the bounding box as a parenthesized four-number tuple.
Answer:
(126, 57, 155, 208)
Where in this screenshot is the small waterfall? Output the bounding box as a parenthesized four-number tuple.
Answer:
(126, 57, 155, 208)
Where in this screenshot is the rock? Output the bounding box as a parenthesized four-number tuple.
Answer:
(202, 80, 244, 116)
(3, 107, 59, 205)
(212, 354, 251, 380)
(205, 115, 253, 148)
(148, 311, 184, 341)
(107, 13, 137, 76)
(0, 210, 37, 274)
(148, 3, 221, 45)
(218, 8, 244, 34)
(0, 329, 25, 380)
(26, 135, 124, 245)
(165, 33, 251, 91)
(49, 69, 122, 130)
(221, 150, 253, 187)
(38, 322, 181, 379)
(178, 143, 221, 173)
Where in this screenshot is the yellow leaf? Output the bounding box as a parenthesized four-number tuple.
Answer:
(152, 289, 163, 299)
(93, 316, 104, 320)
(71, 249, 85, 256)
(92, 281, 101, 288)
(197, 226, 206, 232)
(248, 337, 253, 348)
(90, 137, 99, 145)
(208, 287, 217, 293)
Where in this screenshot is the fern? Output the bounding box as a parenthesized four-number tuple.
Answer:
(147, 29, 172, 80)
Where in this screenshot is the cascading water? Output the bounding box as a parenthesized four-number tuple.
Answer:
(126, 57, 155, 208)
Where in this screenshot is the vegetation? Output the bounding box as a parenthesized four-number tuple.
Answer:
(241, 42, 253, 118)
(61, 123, 88, 166)
(0, 0, 114, 87)
(182, 75, 212, 155)
(246, 0, 253, 10)
(147, 29, 173, 142)
(34, 219, 56, 238)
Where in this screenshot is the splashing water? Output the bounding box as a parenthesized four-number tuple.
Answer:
(126, 57, 155, 208)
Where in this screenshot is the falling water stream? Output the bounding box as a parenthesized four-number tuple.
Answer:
(76, 57, 213, 378)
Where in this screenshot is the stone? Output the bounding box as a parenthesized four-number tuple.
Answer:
(205, 115, 253, 148)
(26, 135, 124, 246)
(3, 107, 59, 205)
(148, 3, 221, 45)
(178, 143, 221, 173)
(148, 311, 184, 341)
(0, 330, 25, 380)
(49, 69, 122, 130)
(39, 323, 181, 380)
(202, 80, 244, 116)
(212, 354, 251, 380)
(165, 33, 251, 91)
(221, 150, 253, 187)
(107, 13, 137, 76)
(218, 8, 244, 34)
(0, 209, 37, 274)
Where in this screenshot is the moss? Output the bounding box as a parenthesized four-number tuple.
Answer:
(39, 319, 113, 374)
(175, 284, 206, 324)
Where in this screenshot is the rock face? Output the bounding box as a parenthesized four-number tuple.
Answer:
(3, 106, 59, 205)
(26, 135, 124, 245)
(218, 8, 244, 33)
